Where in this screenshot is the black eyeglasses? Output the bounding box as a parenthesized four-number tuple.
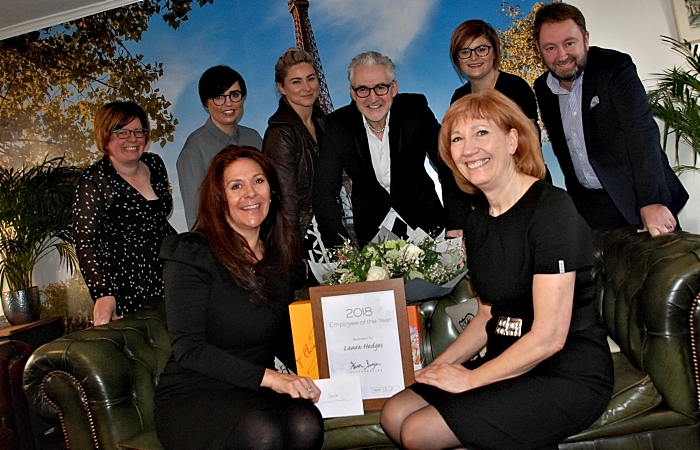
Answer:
(112, 128, 148, 139)
(212, 91, 243, 105)
(456, 45, 492, 59)
(351, 81, 394, 98)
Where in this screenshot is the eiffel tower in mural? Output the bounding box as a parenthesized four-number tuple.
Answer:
(288, 0, 357, 243)
(288, 0, 333, 114)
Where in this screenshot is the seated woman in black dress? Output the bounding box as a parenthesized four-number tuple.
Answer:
(155, 146, 324, 450)
(380, 91, 613, 450)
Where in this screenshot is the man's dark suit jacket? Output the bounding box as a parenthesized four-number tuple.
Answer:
(535, 46, 688, 225)
(312, 93, 456, 248)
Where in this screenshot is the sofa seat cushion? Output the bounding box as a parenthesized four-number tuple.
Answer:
(322, 411, 395, 449)
(118, 430, 163, 450)
(588, 352, 662, 429)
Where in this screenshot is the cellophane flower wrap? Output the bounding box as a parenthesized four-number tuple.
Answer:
(311, 229, 467, 303)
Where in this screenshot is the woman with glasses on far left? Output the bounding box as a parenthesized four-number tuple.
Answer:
(73, 101, 176, 325)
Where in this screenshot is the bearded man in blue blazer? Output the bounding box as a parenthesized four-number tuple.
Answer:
(533, 3, 688, 236)
(313, 51, 463, 248)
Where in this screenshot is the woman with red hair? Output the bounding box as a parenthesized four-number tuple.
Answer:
(380, 91, 612, 450)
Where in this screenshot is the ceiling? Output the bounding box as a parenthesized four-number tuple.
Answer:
(0, 0, 140, 41)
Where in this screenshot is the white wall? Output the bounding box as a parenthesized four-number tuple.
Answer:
(570, 0, 699, 232)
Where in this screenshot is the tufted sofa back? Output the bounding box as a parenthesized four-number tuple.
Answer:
(23, 310, 170, 449)
(593, 227, 700, 419)
(418, 279, 476, 365)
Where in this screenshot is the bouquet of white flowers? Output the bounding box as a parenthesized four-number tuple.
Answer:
(310, 228, 467, 303)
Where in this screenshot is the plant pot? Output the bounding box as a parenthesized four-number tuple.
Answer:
(1, 286, 41, 325)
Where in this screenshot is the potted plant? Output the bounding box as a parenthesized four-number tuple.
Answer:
(0, 156, 80, 325)
(648, 36, 700, 173)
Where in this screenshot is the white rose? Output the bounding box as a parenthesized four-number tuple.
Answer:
(401, 243, 423, 260)
(366, 265, 389, 281)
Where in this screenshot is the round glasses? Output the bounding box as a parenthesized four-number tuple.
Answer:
(456, 45, 492, 60)
(212, 91, 243, 106)
(351, 81, 394, 98)
(112, 128, 147, 139)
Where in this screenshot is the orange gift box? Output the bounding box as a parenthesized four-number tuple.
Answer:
(406, 305, 424, 370)
(289, 300, 319, 379)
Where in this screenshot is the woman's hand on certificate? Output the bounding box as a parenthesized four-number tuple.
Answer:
(415, 362, 473, 394)
(262, 369, 321, 403)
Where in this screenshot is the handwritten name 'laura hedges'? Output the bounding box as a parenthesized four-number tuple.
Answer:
(344, 342, 383, 352)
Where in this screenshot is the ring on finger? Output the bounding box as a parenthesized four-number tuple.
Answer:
(307, 386, 314, 394)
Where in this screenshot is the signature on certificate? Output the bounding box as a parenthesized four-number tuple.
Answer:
(349, 359, 382, 372)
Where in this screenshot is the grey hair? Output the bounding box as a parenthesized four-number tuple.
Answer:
(347, 51, 396, 85)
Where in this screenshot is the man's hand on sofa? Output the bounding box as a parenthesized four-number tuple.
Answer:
(638, 204, 676, 237)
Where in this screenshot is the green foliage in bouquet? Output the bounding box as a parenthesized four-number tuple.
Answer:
(327, 237, 464, 285)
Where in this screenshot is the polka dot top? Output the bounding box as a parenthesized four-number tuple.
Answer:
(72, 152, 177, 316)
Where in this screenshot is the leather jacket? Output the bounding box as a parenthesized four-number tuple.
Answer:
(262, 97, 325, 242)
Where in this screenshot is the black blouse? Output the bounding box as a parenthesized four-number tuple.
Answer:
(72, 152, 176, 315)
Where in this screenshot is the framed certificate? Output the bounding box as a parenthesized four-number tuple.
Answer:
(310, 279, 415, 410)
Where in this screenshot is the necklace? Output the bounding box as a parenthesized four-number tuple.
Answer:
(366, 122, 386, 133)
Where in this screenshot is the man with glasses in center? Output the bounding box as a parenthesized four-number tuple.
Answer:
(313, 51, 461, 248)
(177, 65, 263, 229)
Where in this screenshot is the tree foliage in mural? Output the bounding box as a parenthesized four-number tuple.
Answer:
(0, 0, 213, 168)
(498, 1, 549, 88)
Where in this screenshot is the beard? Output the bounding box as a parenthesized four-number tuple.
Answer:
(550, 53, 588, 82)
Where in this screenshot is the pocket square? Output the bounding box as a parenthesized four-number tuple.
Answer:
(590, 96, 600, 109)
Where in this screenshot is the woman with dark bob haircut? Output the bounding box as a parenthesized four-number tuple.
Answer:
(381, 91, 613, 450)
(155, 146, 323, 450)
(73, 101, 176, 325)
(177, 65, 263, 230)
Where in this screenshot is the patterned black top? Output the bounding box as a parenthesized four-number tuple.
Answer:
(73, 152, 176, 316)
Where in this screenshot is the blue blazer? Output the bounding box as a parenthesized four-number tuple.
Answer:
(535, 46, 688, 224)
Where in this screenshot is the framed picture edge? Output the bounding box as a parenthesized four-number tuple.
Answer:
(672, 0, 700, 43)
(310, 279, 415, 411)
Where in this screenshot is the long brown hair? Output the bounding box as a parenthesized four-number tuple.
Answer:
(439, 90, 545, 195)
(193, 146, 298, 303)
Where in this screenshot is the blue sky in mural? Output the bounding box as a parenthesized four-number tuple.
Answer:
(128, 0, 555, 231)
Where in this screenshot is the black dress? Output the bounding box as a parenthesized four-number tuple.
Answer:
(451, 71, 539, 123)
(411, 181, 613, 450)
(154, 233, 322, 450)
(72, 152, 176, 316)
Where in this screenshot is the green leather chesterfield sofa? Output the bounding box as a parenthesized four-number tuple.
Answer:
(23, 227, 700, 449)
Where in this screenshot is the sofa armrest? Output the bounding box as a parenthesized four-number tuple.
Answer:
(23, 313, 170, 449)
(593, 227, 700, 418)
(0, 340, 33, 450)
